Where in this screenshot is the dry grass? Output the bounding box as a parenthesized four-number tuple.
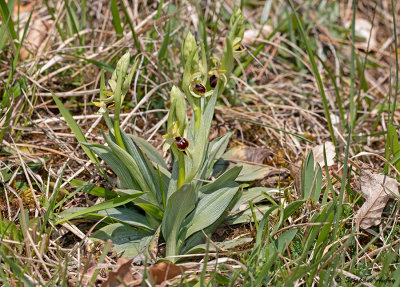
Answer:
(1, 0, 400, 285)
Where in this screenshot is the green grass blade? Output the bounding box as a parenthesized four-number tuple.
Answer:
(51, 91, 99, 163)
(288, 0, 337, 146)
(111, 0, 123, 36)
(119, 0, 140, 49)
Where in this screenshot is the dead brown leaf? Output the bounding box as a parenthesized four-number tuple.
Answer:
(20, 19, 52, 60)
(102, 258, 139, 287)
(148, 262, 186, 285)
(355, 169, 399, 230)
(223, 146, 270, 164)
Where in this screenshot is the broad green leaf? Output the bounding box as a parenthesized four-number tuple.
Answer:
(51, 92, 98, 163)
(166, 159, 179, 200)
(200, 166, 242, 194)
(70, 179, 116, 198)
(235, 163, 276, 182)
(185, 82, 220, 183)
(97, 207, 152, 230)
(57, 206, 153, 231)
(162, 183, 196, 261)
(136, 203, 163, 222)
(91, 223, 153, 258)
(180, 189, 242, 255)
(183, 183, 239, 239)
(130, 135, 168, 171)
(103, 132, 151, 194)
(120, 131, 157, 195)
(82, 143, 137, 189)
(56, 193, 143, 224)
(199, 133, 232, 181)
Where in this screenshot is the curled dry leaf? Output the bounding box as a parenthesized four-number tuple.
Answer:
(148, 262, 186, 285)
(355, 169, 399, 230)
(102, 258, 139, 287)
(312, 141, 336, 168)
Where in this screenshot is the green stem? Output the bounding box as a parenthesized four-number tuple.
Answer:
(113, 74, 126, 151)
(177, 151, 186, 189)
(194, 105, 201, 133)
(114, 111, 125, 150)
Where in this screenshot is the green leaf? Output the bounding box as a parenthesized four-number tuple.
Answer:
(186, 82, 220, 183)
(200, 166, 242, 194)
(268, 228, 298, 261)
(283, 200, 305, 222)
(221, 37, 234, 79)
(136, 203, 163, 222)
(199, 133, 232, 181)
(70, 179, 116, 198)
(56, 193, 143, 224)
(183, 183, 239, 239)
(224, 204, 272, 226)
(82, 143, 137, 189)
(162, 184, 196, 261)
(130, 135, 168, 171)
(110, 0, 123, 35)
(230, 187, 278, 212)
(236, 163, 276, 182)
(301, 151, 315, 199)
(120, 131, 157, 195)
(103, 132, 151, 194)
(58, 206, 153, 231)
(388, 123, 400, 174)
(91, 223, 153, 258)
(51, 91, 98, 163)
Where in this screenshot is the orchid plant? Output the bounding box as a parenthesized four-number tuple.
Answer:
(56, 9, 247, 261)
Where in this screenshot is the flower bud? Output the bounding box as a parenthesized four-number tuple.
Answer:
(168, 86, 187, 135)
(182, 32, 199, 71)
(229, 9, 245, 48)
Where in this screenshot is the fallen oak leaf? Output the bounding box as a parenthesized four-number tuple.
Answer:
(355, 169, 399, 230)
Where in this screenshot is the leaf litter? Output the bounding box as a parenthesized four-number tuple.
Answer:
(355, 169, 399, 230)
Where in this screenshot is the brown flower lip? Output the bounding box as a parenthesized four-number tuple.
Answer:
(209, 75, 218, 88)
(235, 44, 244, 52)
(193, 83, 206, 94)
(174, 137, 189, 151)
